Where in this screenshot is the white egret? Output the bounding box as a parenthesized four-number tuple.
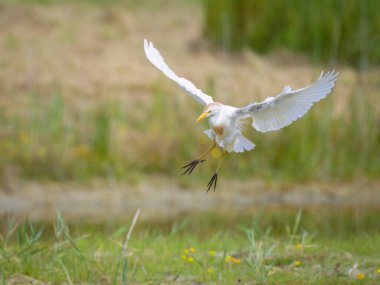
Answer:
(144, 39, 338, 191)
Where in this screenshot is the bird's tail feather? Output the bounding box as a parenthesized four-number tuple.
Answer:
(203, 129, 255, 153)
(233, 134, 255, 153)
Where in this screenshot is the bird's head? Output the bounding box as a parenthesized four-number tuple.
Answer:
(195, 102, 222, 123)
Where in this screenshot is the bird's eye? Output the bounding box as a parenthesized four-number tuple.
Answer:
(208, 110, 211, 113)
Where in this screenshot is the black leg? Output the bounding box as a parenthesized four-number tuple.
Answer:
(206, 150, 226, 192)
(182, 159, 206, 175)
(206, 173, 218, 192)
(182, 141, 216, 175)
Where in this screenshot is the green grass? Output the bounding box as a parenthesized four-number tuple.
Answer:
(0, 84, 379, 183)
(1, 209, 380, 284)
(203, 0, 380, 68)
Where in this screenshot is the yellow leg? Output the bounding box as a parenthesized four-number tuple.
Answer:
(207, 150, 227, 192)
(198, 140, 217, 160)
(215, 150, 227, 173)
(182, 140, 217, 175)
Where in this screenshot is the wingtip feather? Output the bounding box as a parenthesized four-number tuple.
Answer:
(143, 38, 213, 105)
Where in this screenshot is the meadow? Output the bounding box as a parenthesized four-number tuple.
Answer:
(0, 1, 379, 284)
(2, 209, 380, 284)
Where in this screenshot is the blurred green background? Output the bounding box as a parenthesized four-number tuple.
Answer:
(203, 0, 380, 69)
(0, 0, 378, 184)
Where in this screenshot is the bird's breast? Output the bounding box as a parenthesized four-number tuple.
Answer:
(213, 125, 224, 137)
(210, 115, 230, 138)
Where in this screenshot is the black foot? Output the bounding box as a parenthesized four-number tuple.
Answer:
(207, 173, 218, 192)
(182, 159, 206, 175)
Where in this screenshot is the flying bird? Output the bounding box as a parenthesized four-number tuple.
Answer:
(144, 39, 338, 192)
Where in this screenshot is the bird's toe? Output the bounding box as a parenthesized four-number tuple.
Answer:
(207, 173, 218, 192)
(181, 159, 206, 175)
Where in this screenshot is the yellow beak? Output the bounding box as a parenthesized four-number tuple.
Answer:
(195, 111, 208, 123)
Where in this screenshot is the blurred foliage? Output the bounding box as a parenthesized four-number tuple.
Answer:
(0, 0, 379, 183)
(0, 85, 379, 183)
(203, 0, 380, 68)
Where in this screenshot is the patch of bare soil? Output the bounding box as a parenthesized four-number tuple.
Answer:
(1, 177, 379, 222)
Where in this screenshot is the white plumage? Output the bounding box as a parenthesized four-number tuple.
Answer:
(144, 38, 339, 190)
(144, 39, 213, 105)
(144, 39, 338, 153)
(236, 71, 339, 133)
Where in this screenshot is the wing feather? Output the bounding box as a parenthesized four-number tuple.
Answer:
(144, 39, 213, 105)
(235, 70, 339, 132)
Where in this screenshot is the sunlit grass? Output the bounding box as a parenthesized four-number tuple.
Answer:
(1, 210, 380, 284)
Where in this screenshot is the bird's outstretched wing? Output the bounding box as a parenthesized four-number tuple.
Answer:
(144, 39, 214, 105)
(234, 70, 339, 132)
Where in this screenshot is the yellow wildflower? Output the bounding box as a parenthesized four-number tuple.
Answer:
(294, 260, 301, 267)
(357, 272, 364, 279)
(181, 255, 187, 260)
(190, 247, 196, 253)
(187, 257, 194, 263)
(207, 267, 214, 273)
(295, 243, 302, 250)
(183, 248, 189, 255)
(208, 250, 216, 256)
(377, 268, 380, 274)
(225, 255, 241, 264)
